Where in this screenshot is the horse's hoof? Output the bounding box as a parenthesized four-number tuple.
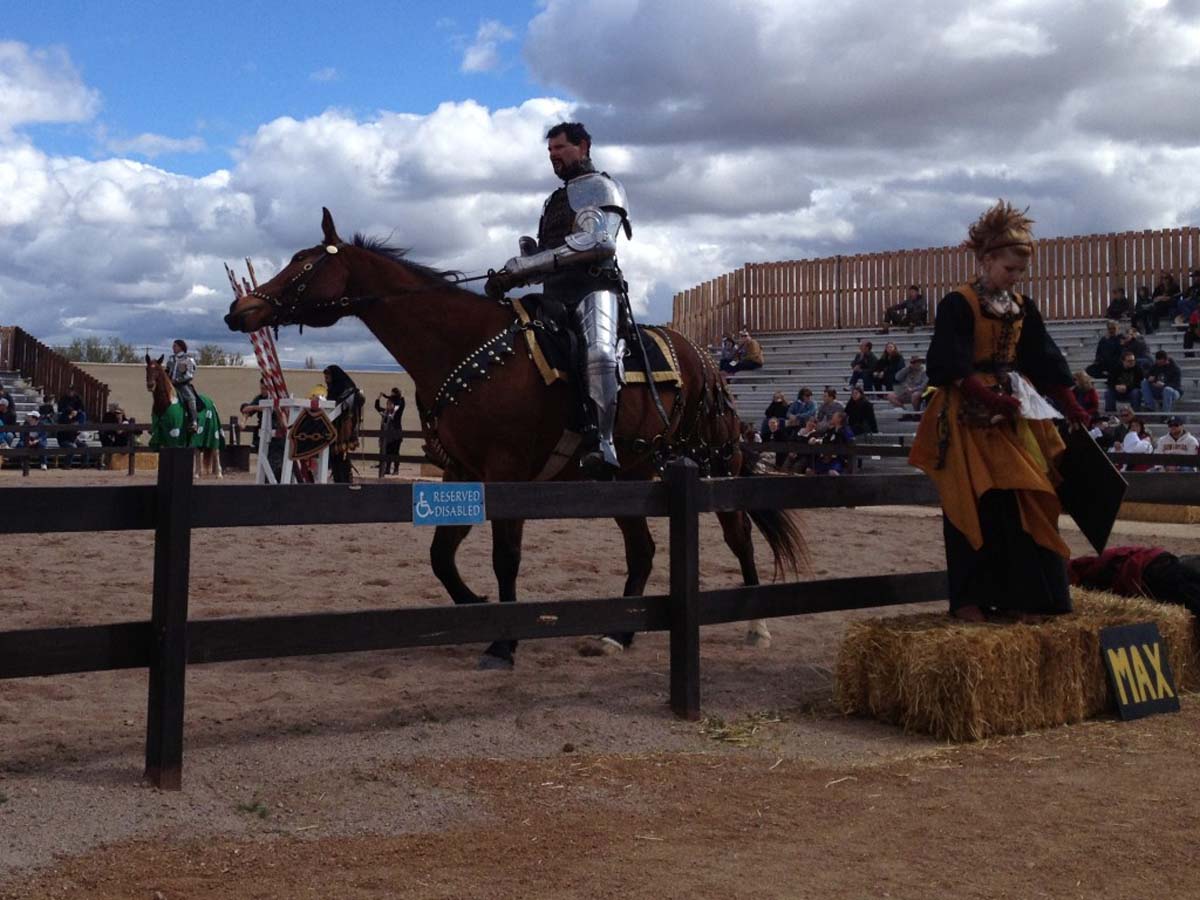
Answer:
(477, 652, 514, 671)
(745, 623, 772, 649)
(577, 636, 624, 657)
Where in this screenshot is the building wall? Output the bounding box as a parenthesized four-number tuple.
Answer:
(77, 363, 417, 435)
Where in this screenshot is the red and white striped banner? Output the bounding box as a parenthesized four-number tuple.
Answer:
(226, 258, 289, 400)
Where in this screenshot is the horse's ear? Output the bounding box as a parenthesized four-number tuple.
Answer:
(144, 353, 151, 364)
(156, 355, 164, 366)
(321, 207, 341, 245)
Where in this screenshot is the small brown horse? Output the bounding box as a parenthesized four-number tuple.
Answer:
(225, 209, 804, 667)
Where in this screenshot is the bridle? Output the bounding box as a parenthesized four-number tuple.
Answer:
(245, 242, 493, 330)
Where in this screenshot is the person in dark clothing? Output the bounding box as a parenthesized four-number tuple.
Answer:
(1070, 371, 1100, 425)
(1104, 287, 1132, 321)
(323, 365, 365, 483)
(761, 391, 789, 438)
(1070, 547, 1200, 617)
(848, 340, 878, 391)
(844, 386, 878, 436)
(1185, 306, 1200, 359)
(908, 201, 1088, 623)
(1105, 351, 1143, 411)
(374, 387, 406, 475)
(240, 378, 284, 480)
(1132, 285, 1156, 334)
(872, 341, 906, 391)
(1152, 272, 1181, 328)
(1085, 321, 1123, 380)
(812, 410, 854, 475)
(1140, 350, 1183, 412)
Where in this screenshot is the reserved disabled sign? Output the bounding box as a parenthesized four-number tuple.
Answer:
(412, 482, 486, 526)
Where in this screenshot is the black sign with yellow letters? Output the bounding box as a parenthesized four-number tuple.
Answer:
(1100, 623, 1180, 720)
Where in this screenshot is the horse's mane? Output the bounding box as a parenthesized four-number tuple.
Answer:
(352, 233, 465, 286)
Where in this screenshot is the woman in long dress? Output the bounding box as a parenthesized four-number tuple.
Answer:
(909, 202, 1089, 622)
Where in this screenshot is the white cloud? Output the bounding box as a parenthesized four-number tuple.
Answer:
(0, 41, 99, 133)
(309, 66, 339, 83)
(103, 132, 207, 158)
(461, 20, 515, 73)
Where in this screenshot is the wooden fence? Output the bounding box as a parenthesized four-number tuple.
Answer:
(1, 448, 1197, 789)
(0, 327, 110, 422)
(673, 227, 1200, 347)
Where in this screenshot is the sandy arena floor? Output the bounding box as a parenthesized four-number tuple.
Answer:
(2, 467, 1199, 899)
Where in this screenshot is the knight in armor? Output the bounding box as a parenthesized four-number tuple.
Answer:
(485, 122, 632, 477)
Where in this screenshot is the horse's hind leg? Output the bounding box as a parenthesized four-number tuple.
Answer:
(431, 525, 487, 605)
(579, 516, 655, 656)
(716, 510, 771, 648)
(479, 518, 526, 670)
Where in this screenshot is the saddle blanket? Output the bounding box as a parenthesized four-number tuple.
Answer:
(511, 296, 682, 388)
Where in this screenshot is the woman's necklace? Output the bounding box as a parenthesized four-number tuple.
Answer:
(973, 277, 1018, 317)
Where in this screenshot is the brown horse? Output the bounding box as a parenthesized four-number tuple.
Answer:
(225, 209, 804, 667)
(144, 355, 224, 479)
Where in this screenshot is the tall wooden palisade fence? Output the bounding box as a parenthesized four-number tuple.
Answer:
(0, 326, 110, 422)
(672, 227, 1200, 347)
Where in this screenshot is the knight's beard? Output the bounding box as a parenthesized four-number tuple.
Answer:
(556, 158, 590, 181)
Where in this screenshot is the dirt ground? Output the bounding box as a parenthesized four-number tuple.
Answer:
(2, 467, 1200, 899)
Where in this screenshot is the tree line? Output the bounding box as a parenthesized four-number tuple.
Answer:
(54, 337, 243, 366)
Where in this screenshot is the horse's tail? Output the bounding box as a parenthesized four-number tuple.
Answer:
(737, 448, 810, 580)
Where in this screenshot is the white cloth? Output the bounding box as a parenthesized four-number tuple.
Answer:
(1122, 432, 1153, 454)
(1008, 373, 1064, 421)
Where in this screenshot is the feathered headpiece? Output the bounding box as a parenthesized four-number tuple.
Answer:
(964, 200, 1035, 259)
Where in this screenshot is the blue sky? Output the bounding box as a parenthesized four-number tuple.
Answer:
(12, 0, 539, 177)
(2, 0, 1198, 368)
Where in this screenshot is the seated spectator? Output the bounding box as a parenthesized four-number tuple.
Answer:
(815, 387, 844, 425)
(19, 410, 48, 470)
(1155, 416, 1198, 471)
(786, 388, 816, 427)
(1104, 351, 1143, 411)
(761, 391, 789, 437)
(1185, 306, 1200, 359)
(888, 355, 928, 411)
(1152, 271, 1181, 328)
(1108, 404, 1136, 448)
(723, 328, 763, 377)
(1141, 350, 1183, 412)
(1176, 269, 1200, 324)
(0, 397, 15, 448)
(1085, 321, 1123, 380)
(762, 416, 790, 468)
(872, 341, 905, 391)
(56, 401, 89, 467)
(879, 286, 926, 333)
(812, 410, 855, 476)
(99, 402, 137, 451)
(848, 340, 877, 391)
(716, 332, 737, 372)
(1132, 286, 1157, 335)
(0, 384, 12, 410)
(38, 395, 56, 421)
(845, 386, 878, 436)
(1120, 327, 1152, 371)
(1071, 371, 1100, 424)
(1105, 286, 1132, 321)
(783, 417, 819, 473)
(1114, 417, 1153, 473)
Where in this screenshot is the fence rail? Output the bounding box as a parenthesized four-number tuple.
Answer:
(1, 448, 1197, 790)
(672, 226, 1200, 347)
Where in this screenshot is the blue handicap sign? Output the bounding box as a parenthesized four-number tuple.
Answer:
(412, 482, 486, 526)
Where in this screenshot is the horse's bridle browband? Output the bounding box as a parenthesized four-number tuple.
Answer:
(246, 242, 493, 328)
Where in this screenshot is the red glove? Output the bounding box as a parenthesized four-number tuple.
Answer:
(1047, 384, 1090, 427)
(959, 374, 1020, 418)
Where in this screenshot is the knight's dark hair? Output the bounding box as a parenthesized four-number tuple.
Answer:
(173, 339, 188, 351)
(546, 122, 591, 147)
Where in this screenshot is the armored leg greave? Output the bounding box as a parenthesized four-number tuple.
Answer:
(577, 289, 623, 469)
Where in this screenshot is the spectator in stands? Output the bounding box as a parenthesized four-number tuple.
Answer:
(786, 387, 816, 427)
(1085, 321, 1123, 380)
(848, 340, 877, 391)
(1155, 415, 1198, 470)
(815, 387, 844, 425)
(1105, 351, 1143, 411)
(845, 386, 878, 436)
(782, 417, 819, 473)
(762, 415, 790, 468)
(723, 328, 764, 378)
(872, 341, 905, 392)
(1070, 371, 1100, 424)
(1105, 286, 1132, 321)
(1108, 404, 1136, 448)
(37, 395, 55, 421)
(0, 384, 12, 410)
(1116, 417, 1154, 471)
(1152, 272, 1181, 328)
(1141, 350, 1183, 412)
(0, 397, 15, 447)
(888, 355, 928, 411)
(812, 410, 854, 475)
(1120, 327, 1152, 371)
(56, 399, 90, 467)
(879, 286, 926, 333)
(716, 333, 737, 372)
(761, 391, 790, 438)
(1185, 305, 1200, 359)
(20, 409, 48, 469)
(99, 402, 135, 451)
(1132, 286, 1157, 335)
(1176, 269, 1200, 324)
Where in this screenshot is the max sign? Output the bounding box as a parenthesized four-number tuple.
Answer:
(412, 483, 486, 527)
(1099, 623, 1180, 720)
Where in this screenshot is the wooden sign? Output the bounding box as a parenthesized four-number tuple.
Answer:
(1100, 623, 1180, 720)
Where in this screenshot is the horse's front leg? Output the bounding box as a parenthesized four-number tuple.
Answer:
(430, 525, 487, 605)
(716, 510, 770, 648)
(479, 518, 525, 670)
(579, 516, 655, 656)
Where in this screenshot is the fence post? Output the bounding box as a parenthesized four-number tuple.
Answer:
(144, 447, 195, 790)
(666, 457, 701, 720)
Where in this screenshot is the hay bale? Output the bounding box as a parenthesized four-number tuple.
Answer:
(1117, 501, 1200, 525)
(835, 589, 1197, 742)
